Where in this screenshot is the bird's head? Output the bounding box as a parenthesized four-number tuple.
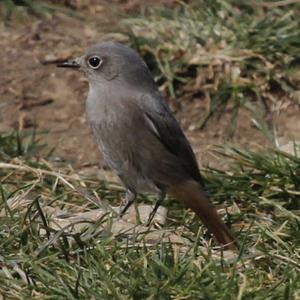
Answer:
(57, 42, 154, 90)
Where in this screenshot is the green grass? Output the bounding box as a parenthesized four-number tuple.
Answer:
(0, 132, 299, 299)
(1, 0, 53, 19)
(124, 0, 300, 138)
(0, 0, 82, 20)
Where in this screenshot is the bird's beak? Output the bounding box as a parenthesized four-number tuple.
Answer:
(57, 57, 81, 69)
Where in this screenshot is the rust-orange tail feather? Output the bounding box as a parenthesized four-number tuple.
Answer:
(168, 180, 237, 249)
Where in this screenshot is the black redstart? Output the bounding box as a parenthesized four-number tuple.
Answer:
(57, 42, 236, 248)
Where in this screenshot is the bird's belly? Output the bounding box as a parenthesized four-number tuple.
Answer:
(105, 152, 158, 193)
(126, 174, 158, 193)
(95, 135, 158, 194)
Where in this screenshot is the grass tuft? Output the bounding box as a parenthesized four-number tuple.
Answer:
(124, 1, 300, 138)
(0, 0, 83, 20)
(0, 132, 299, 298)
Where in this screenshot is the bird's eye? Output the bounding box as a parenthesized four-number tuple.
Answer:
(88, 56, 102, 69)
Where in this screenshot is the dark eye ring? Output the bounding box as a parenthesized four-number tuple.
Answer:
(88, 56, 102, 69)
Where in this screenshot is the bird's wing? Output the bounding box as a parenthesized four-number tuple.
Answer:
(140, 92, 204, 185)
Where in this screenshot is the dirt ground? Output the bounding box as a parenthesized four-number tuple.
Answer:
(1, 1, 300, 171)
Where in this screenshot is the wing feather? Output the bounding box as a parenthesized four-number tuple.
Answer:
(140, 93, 205, 185)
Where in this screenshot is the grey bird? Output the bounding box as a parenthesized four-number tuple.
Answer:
(57, 42, 236, 248)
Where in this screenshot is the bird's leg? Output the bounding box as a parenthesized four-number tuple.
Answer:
(120, 189, 136, 217)
(146, 190, 166, 226)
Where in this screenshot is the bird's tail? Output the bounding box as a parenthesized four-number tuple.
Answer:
(168, 180, 237, 249)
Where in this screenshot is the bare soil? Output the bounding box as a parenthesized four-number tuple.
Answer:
(1, 1, 299, 171)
